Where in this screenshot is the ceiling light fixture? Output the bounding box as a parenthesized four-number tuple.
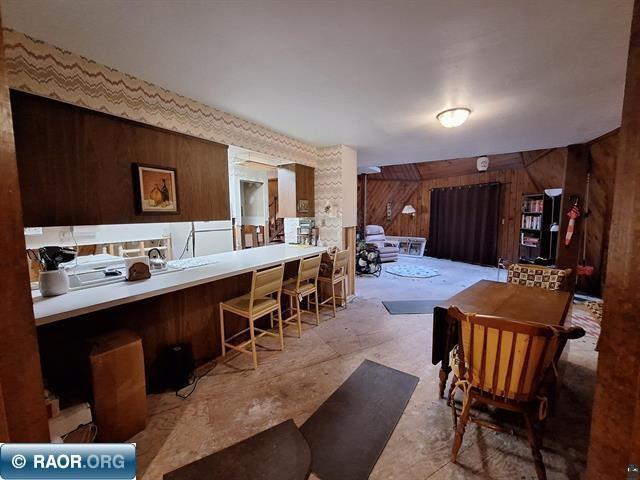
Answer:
(436, 107, 471, 128)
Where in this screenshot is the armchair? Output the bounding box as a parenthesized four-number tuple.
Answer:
(364, 225, 399, 263)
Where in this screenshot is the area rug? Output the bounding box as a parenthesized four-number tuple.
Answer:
(385, 264, 440, 278)
(571, 306, 601, 339)
(586, 300, 603, 323)
(300, 359, 419, 480)
(382, 300, 444, 315)
(163, 420, 310, 480)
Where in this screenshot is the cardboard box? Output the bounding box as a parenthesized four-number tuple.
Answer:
(90, 330, 146, 442)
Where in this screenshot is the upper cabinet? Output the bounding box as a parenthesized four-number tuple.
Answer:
(11, 91, 230, 226)
(277, 164, 315, 218)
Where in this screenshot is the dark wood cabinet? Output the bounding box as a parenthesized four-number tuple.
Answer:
(11, 91, 230, 227)
(277, 163, 315, 218)
(295, 164, 315, 217)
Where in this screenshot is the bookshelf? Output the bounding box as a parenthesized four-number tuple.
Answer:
(519, 191, 562, 265)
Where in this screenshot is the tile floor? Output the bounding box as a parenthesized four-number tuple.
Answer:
(132, 256, 599, 480)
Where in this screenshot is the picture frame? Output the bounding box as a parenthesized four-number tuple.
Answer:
(297, 199, 310, 214)
(132, 163, 179, 214)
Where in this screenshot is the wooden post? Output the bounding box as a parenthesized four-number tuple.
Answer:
(586, 1, 640, 477)
(363, 174, 368, 230)
(343, 226, 356, 298)
(0, 17, 49, 440)
(556, 143, 589, 290)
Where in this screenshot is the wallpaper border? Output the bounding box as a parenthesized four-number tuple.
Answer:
(3, 28, 318, 167)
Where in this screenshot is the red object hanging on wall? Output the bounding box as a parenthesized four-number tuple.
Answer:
(565, 201, 581, 246)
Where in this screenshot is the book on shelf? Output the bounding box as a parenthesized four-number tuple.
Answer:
(521, 215, 542, 230)
(522, 198, 543, 213)
(520, 233, 540, 247)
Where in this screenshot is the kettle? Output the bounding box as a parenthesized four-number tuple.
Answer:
(147, 247, 167, 271)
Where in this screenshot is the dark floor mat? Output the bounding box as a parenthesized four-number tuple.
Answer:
(163, 419, 310, 480)
(300, 359, 419, 480)
(382, 299, 444, 314)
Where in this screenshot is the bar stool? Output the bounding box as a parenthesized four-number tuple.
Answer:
(219, 264, 285, 369)
(281, 255, 322, 336)
(316, 249, 350, 318)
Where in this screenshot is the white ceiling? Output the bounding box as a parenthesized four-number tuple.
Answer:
(3, 0, 633, 166)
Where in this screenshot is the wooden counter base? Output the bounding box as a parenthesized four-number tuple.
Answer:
(39, 270, 266, 394)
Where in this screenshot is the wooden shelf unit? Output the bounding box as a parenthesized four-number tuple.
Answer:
(518, 192, 562, 264)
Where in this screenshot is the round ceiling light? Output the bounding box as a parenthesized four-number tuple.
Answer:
(436, 107, 471, 128)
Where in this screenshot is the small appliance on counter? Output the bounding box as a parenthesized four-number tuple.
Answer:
(147, 247, 167, 272)
(34, 246, 76, 297)
(124, 255, 151, 281)
(296, 219, 319, 246)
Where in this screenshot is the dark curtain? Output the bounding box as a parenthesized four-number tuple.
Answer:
(428, 183, 501, 266)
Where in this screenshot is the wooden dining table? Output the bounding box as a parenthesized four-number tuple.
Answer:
(432, 279, 572, 398)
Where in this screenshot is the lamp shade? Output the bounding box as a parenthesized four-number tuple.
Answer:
(544, 188, 563, 198)
(401, 204, 416, 215)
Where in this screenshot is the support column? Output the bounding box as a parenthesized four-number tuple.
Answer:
(0, 11, 49, 441)
(556, 143, 589, 290)
(586, 1, 640, 476)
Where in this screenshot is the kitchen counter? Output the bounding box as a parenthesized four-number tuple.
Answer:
(33, 244, 326, 326)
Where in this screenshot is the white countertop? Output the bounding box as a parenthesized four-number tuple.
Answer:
(33, 244, 326, 326)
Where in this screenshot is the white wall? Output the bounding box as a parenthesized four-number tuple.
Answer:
(341, 145, 358, 228)
(240, 181, 266, 226)
(24, 224, 171, 249)
(169, 221, 233, 258)
(283, 217, 300, 244)
(228, 148, 270, 226)
(25, 222, 234, 259)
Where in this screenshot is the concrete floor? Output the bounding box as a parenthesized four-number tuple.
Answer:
(133, 256, 599, 480)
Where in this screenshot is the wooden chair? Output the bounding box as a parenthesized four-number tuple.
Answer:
(316, 249, 350, 318)
(219, 264, 285, 369)
(506, 264, 572, 291)
(447, 306, 584, 480)
(281, 255, 322, 336)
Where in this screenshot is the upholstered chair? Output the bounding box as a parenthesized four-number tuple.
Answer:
(364, 225, 399, 262)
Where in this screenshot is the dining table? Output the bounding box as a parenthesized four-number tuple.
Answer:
(432, 279, 572, 398)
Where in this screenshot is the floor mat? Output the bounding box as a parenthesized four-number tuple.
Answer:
(163, 419, 310, 480)
(382, 299, 444, 314)
(300, 359, 419, 480)
(572, 306, 601, 339)
(385, 264, 440, 278)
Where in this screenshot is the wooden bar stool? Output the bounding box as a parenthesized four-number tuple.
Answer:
(316, 249, 350, 318)
(282, 255, 322, 336)
(219, 264, 285, 369)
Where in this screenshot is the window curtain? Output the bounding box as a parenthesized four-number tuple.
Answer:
(428, 183, 501, 266)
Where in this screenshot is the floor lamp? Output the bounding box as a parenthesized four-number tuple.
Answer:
(544, 188, 562, 261)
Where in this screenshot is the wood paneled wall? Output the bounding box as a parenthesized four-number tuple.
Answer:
(0, 25, 49, 441)
(579, 131, 619, 295)
(521, 148, 567, 192)
(359, 143, 617, 294)
(359, 154, 557, 263)
(11, 91, 230, 227)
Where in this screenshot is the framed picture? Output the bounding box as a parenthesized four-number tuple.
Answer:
(297, 199, 310, 213)
(133, 164, 179, 214)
